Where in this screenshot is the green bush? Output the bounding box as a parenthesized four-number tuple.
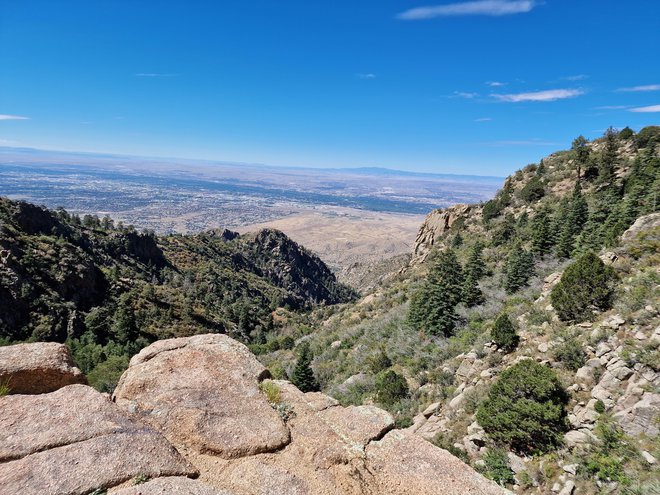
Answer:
(367, 348, 392, 374)
(375, 369, 409, 406)
(552, 338, 586, 371)
(476, 360, 568, 454)
(481, 448, 515, 486)
(87, 355, 130, 393)
(491, 313, 518, 352)
(551, 252, 619, 322)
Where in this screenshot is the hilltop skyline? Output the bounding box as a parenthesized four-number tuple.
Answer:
(1, 0, 659, 175)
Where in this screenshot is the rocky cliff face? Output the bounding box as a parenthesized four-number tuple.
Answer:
(412, 204, 479, 263)
(0, 337, 508, 495)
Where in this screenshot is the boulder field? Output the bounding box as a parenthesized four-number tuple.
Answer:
(0, 336, 508, 495)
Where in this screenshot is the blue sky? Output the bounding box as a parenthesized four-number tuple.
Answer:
(0, 0, 658, 176)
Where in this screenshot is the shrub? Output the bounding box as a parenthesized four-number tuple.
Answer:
(481, 448, 515, 486)
(518, 176, 545, 203)
(594, 399, 606, 414)
(259, 380, 282, 405)
(375, 369, 409, 406)
(551, 252, 619, 322)
(491, 313, 519, 352)
(87, 355, 130, 393)
(552, 338, 586, 371)
(476, 360, 568, 454)
(367, 348, 392, 374)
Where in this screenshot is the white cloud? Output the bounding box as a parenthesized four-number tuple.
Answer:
(453, 91, 478, 99)
(474, 117, 493, 122)
(486, 81, 507, 87)
(491, 88, 584, 102)
(595, 105, 631, 110)
(629, 104, 660, 113)
(357, 73, 376, 80)
(0, 114, 30, 120)
(397, 0, 538, 20)
(617, 84, 660, 92)
(561, 74, 588, 81)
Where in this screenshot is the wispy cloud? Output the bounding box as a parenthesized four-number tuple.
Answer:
(562, 74, 588, 81)
(357, 73, 376, 80)
(474, 117, 493, 122)
(453, 91, 479, 99)
(617, 84, 660, 92)
(491, 88, 584, 102)
(0, 114, 30, 120)
(397, 0, 538, 20)
(135, 73, 178, 77)
(486, 81, 507, 87)
(595, 105, 631, 110)
(629, 104, 660, 113)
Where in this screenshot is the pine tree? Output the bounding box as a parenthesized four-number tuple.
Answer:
(504, 243, 534, 293)
(291, 342, 319, 392)
(531, 208, 553, 256)
(462, 270, 484, 307)
(551, 252, 619, 322)
(465, 242, 487, 280)
(408, 249, 463, 337)
(571, 135, 590, 179)
(491, 313, 518, 352)
(599, 127, 618, 185)
(556, 182, 589, 258)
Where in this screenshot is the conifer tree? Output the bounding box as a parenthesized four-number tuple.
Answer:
(465, 242, 487, 280)
(462, 270, 484, 307)
(504, 243, 534, 293)
(599, 127, 618, 185)
(556, 182, 589, 258)
(491, 313, 518, 352)
(551, 252, 619, 322)
(531, 208, 553, 256)
(571, 135, 590, 179)
(408, 249, 463, 337)
(291, 342, 319, 392)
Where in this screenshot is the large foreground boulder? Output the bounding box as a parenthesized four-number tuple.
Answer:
(0, 384, 196, 495)
(113, 334, 291, 458)
(0, 342, 85, 394)
(114, 335, 507, 495)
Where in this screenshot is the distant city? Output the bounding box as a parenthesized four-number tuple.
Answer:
(0, 147, 502, 234)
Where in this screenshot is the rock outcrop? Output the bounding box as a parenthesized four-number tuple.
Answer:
(113, 334, 291, 458)
(0, 384, 196, 495)
(0, 342, 86, 394)
(0, 335, 507, 494)
(412, 204, 476, 263)
(621, 212, 660, 243)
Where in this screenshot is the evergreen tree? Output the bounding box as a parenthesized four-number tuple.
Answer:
(291, 342, 319, 392)
(599, 127, 618, 185)
(462, 270, 484, 307)
(476, 360, 568, 454)
(531, 208, 553, 256)
(491, 213, 516, 246)
(491, 313, 518, 352)
(556, 182, 589, 258)
(465, 242, 487, 280)
(504, 243, 534, 293)
(407, 249, 463, 337)
(551, 252, 619, 322)
(571, 135, 590, 179)
(111, 292, 138, 344)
